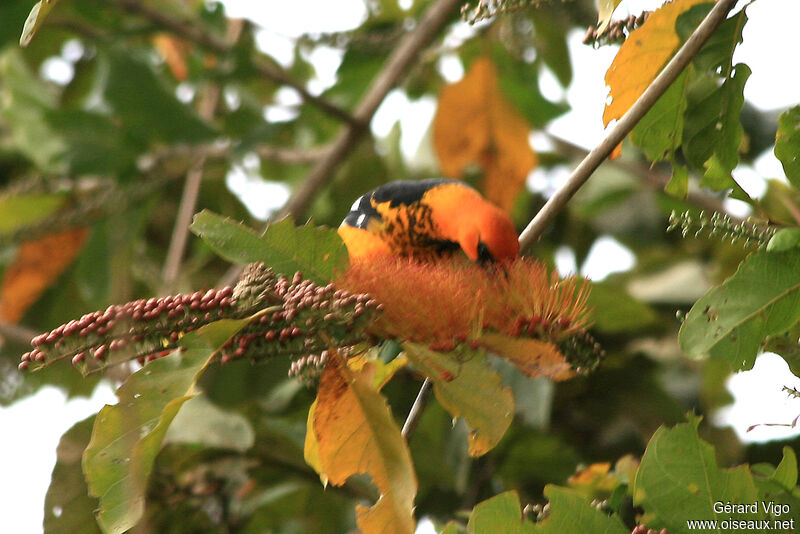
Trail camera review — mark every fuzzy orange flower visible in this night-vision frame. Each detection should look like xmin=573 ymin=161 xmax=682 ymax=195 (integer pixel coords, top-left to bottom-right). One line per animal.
xmin=336 ymin=256 xmax=591 ymax=350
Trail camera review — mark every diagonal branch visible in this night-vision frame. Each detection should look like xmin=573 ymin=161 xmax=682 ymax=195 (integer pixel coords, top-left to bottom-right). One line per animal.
xmin=518 ymin=0 xmax=739 ymax=253
xmin=275 ymin=0 xmax=463 ymax=220
xmin=161 ymin=21 xmax=245 ymax=292
xmin=160 ymin=84 xmax=222 ymax=291
xmin=401 ymin=0 xmax=739 ymax=442
xmin=217 ymin=0 xmax=462 ymax=288
xmin=107 ymin=0 xmax=356 ymax=125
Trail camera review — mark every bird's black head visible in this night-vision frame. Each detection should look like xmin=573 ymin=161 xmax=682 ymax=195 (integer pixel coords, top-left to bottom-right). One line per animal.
xmin=477 ymin=241 xmax=494 ymax=264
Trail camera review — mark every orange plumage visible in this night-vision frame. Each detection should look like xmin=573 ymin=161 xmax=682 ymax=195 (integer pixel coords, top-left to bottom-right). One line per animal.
xmin=338 ymin=179 xmax=519 ymax=263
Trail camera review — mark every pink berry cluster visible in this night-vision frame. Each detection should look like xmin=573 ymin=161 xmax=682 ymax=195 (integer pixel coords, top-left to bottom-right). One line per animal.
xmin=20 ymin=287 xmax=236 ymax=372
xmin=20 ymin=264 xmax=382 ymax=378
xmin=583 ymin=12 xmax=650 ymax=47
xmin=221 ymin=264 xmax=380 ymax=374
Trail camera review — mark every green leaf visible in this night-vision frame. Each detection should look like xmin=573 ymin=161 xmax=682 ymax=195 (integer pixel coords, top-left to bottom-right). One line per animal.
xmin=532 ymin=486 xmax=628 ymax=534
xmin=532 ymin=11 xmax=572 ymax=87
xmin=587 ymin=282 xmax=658 ymax=334
xmin=0 ymin=193 xmax=65 ymax=234
xmin=44 ymin=416 xmax=102 ymax=534
xmin=682 ymin=64 xmax=750 ymax=192
xmin=775 ymin=106 xmax=800 ymax=191
xmin=0 ymin=49 xmax=66 ymax=172
xmin=493 ymin=44 xmax=569 ymax=129
xmin=403 ymin=343 xmax=514 ymax=457
xmin=767 ymin=228 xmax=800 ymax=252
xmin=631 ymin=69 xmax=688 ymax=163
xmin=83 ymin=318 xmax=250 ymax=534
xmin=681 ymin=7 xmax=747 ymax=74
xmin=773 ymin=446 xmax=798 ymax=490
xmin=438 ymin=522 xmax=464 ymax=534
xmin=467 ymin=491 xmax=534 ymax=534
xmin=163 ymin=394 xmax=254 ymax=452
xmin=102 ymin=46 xmax=215 ymax=146
xmin=633 ymin=415 xmax=759 ymax=533
xmin=679 ymin=249 xmax=800 ymax=370
xmin=46 ymin=109 xmax=138 ymax=175
xmin=751 ymin=446 xmax=800 ymax=524
xmin=190 ymin=210 xmax=349 ymax=284
xmin=665 ymin=163 xmax=689 ymax=199
xmin=20 ymin=0 xmax=61 ymax=47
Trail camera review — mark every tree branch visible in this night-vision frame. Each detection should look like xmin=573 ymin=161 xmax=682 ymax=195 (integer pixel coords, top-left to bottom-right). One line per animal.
xmin=161 ymin=21 xmax=245 ymax=292
xmin=401 ymin=378 xmax=433 ymax=440
xmin=0 ymin=321 xmax=37 ymax=347
xmin=160 ymin=84 xmax=221 ymax=292
xmin=275 ymin=0 xmax=463 ymax=220
xmin=518 ymin=0 xmax=739 ymax=253
xmin=107 ymin=0 xmax=356 ymax=125
xmin=544 ymin=133 xmax=734 ymax=219
xmin=217 ymin=0 xmax=462 ymax=288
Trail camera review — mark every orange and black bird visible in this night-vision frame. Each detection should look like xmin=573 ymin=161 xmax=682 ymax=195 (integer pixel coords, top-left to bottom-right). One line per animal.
xmin=338 ymin=179 xmax=519 ymax=263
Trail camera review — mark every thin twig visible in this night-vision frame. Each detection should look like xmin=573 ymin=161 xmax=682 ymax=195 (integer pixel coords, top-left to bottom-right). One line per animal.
xmin=217 ymin=0 xmax=463 ymax=288
xmin=518 ymin=0 xmax=739 ymax=252
xmin=544 ymin=133 xmax=735 ymax=219
xmin=161 ymin=21 xmax=245 ymax=292
xmin=107 ymin=0 xmax=355 ymax=125
xmin=0 ymin=321 xmax=37 ymax=347
xmin=161 ymin=85 xmax=221 ymax=291
xmin=276 ymin=0 xmax=462 ymax=220
xmin=401 ymin=378 xmax=433 ymax=440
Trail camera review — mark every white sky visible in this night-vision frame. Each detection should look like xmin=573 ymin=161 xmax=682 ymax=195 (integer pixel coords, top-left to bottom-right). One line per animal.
xmin=6 ymin=1 xmax=800 ymax=533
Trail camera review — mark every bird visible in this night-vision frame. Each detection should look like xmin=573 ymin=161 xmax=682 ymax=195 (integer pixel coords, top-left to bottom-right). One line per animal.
xmin=338 ymin=178 xmax=519 ymax=263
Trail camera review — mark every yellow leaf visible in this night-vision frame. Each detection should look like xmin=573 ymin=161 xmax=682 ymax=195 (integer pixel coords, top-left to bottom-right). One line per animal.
xmin=303 ymin=399 xmax=327 ymax=485
xmin=597 ymin=0 xmax=624 ymax=33
xmin=479 ymin=332 xmax=575 ymax=381
xmin=312 ymin=356 xmax=417 ymax=534
xmin=304 ymin=352 xmax=407 ymax=485
xmin=0 ymin=227 xmax=88 ymax=323
xmin=433 ymin=56 xmax=537 ymax=212
xmin=604 ymin=0 xmax=710 ymax=126
xmin=403 ymin=343 xmax=514 ymax=457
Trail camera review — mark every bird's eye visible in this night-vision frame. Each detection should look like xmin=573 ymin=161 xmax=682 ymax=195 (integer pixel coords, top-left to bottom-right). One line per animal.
xmin=477 ymin=241 xmax=493 ymax=263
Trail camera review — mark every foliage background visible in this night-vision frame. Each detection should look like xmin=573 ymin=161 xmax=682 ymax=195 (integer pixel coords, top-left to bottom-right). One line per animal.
xmin=2 ymin=0 xmax=800 ymax=532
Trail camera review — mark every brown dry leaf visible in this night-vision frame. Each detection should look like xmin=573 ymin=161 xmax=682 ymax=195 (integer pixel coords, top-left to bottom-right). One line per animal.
xmin=153 ymin=34 xmax=189 ymax=81
xmin=479 ymin=331 xmax=575 ymax=381
xmin=0 ymin=227 xmax=88 ymax=323
xmin=433 ymin=56 xmax=537 ymax=212
xmin=312 ymin=356 xmax=417 ymax=534
xmin=603 ymin=0 xmax=709 ymax=126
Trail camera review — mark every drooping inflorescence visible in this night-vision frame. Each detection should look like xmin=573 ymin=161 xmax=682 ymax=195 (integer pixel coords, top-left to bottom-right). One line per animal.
xmin=667 ymin=209 xmax=774 ymax=248
xmin=20 ymin=263 xmax=381 ymax=379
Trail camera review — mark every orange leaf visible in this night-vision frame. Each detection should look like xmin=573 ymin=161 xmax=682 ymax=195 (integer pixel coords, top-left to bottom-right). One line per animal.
xmin=153 ymin=34 xmax=189 ymax=81
xmin=479 ymin=332 xmax=575 ymax=381
xmin=0 ymin=227 xmax=88 ymax=323
xmin=433 ymin=56 xmax=537 ymax=212
xmin=603 ymin=0 xmax=710 ymax=126
xmin=313 ymin=356 xmax=417 ymax=534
